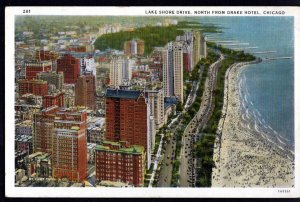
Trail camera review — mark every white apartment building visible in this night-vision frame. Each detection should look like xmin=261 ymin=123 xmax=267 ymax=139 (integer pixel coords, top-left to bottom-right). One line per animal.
xmin=109 ymin=55 xmax=124 ymax=88
xmin=122 ymin=58 xmax=135 ymax=81
xmin=163 ymin=42 xmax=184 ymax=103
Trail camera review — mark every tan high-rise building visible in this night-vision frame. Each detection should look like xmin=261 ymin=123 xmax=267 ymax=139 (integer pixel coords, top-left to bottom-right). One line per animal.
xmin=137 ymin=40 xmax=145 ymax=56
xmin=124 ymin=41 xmax=131 ymax=56
xmin=145 ymin=89 xmax=165 ymax=128
xmin=124 ymin=39 xmax=145 ymax=56
xmin=109 ymin=55 xmax=124 ymax=88
xmin=193 ymin=31 xmax=200 ymax=67
xmin=199 ymin=33 xmax=207 ymax=59
xmin=193 ymin=31 xmax=207 ymax=64
xmin=162 ymin=42 xmax=184 ymax=103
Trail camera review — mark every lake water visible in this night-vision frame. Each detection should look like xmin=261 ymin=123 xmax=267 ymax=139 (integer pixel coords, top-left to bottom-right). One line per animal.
xmin=197 ymin=17 xmax=294 ymax=148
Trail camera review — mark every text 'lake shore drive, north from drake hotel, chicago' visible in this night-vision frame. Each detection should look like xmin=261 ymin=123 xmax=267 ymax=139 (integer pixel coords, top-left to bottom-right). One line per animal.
xmin=145 ymin=10 xmax=285 ymax=15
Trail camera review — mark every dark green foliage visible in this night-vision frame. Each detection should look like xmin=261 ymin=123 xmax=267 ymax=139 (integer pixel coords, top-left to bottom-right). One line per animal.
xmin=195 ymin=134 xmax=216 ymax=187
xmin=94 ymin=25 xmax=182 ymax=55
xmin=94 ymin=22 xmax=220 ymax=55
xmin=195 ymin=43 xmax=256 ymax=187
xmin=203 ymin=44 xmax=255 ymax=135
xmin=176 ymin=101 xmax=184 ymax=112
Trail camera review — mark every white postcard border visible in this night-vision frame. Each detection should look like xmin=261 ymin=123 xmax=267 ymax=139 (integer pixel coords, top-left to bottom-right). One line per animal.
xmin=5 ymin=6 xmax=300 ymax=198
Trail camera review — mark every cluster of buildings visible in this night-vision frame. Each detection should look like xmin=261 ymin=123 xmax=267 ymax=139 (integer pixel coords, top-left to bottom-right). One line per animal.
xmin=14 ymin=21 xmax=207 ymax=187
xmin=162 ymin=31 xmax=207 ymax=103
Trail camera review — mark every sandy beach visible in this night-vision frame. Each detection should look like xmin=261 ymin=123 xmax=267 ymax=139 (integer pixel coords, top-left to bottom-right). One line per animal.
xmin=212 ymin=60 xmax=294 ymax=188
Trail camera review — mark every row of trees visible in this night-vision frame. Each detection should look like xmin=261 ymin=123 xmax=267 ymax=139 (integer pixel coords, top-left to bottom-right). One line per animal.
xmin=169 ymin=50 xmax=220 ymax=187
xmin=195 ymin=134 xmax=215 ymax=187
xmin=170 ymin=128 xmax=184 ymax=187
xmin=195 ymin=43 xmax=257 ymax=187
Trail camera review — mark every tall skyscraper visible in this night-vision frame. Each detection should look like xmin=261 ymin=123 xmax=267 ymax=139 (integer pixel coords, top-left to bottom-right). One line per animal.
xmin=131 ymin=40 xmax=137 ymax=55
xmin=109 ymin=55 xmax=124 ymax=88
xmin=105 ymin=89 xmax=152 ymax=168
xmin=176 ymin=32 xmax=194 ymax=72
xmin=57 ymin=54 xmax=80 ymax=84
xmin=145 ymin=89 xmax=165 ymax=128
xmin=162 ymin=42 xmax=184 ymax=103
xmin=137 ymin=40 xmax=145 ymax=56
xmin=199 ymin=33 xmax=207 ymax=59
xmin=122 ymin=58 xmax=135 ymax=81
xmin=192 ymin=31 xmax=207 ymax=65
xmin=75 ymin=73 xmax=96 ymax=110
xmin=193 ymin=31 xmax=201 ymax=67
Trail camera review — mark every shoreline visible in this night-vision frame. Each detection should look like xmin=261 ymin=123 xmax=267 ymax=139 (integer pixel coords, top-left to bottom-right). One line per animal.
xmin=212 ymin=59 xmax=294 ymax=187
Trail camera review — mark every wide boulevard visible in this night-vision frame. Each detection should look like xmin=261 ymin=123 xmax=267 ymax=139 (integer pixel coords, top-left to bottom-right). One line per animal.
xmin=178 ymin=54 xmax=224 ymax=187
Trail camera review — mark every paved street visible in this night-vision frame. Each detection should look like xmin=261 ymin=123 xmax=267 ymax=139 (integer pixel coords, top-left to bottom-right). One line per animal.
xmin=156 ymin=135 xmax=177 ymax=187
xmin=179 ymin=54 xmax=224 ymax=187
xmin=87 ymin=164 xmax=96 ymax=186
xmin=156 ymin=65 xmax=202 ymax=187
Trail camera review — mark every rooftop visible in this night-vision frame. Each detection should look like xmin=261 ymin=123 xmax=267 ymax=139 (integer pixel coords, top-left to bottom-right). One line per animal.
xmin=16 ymin=120 xmax=32 ymax=126
xmin=97 ymin=180 xmax=131 ymax=187
xmin=19 ymin=79 xmax=48 ymax=84
xmin=28 ymin=152 xmax=50 ymax=160
xmin=95 ymin=141 xmax=144 ymax=154
xmin=106 ymin=89 xmax=142 ymax=100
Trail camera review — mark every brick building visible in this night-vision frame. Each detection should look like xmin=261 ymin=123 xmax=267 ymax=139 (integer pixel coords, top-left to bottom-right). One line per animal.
xmin=18 ymin=79 xmax=48 ymax=96
xmin=35 ymin=50 xmax=59 ymax=61
xmin=52 ymin=108 xmax=87 ymax=182
xmin=42 ymin=92 xmax=64 ymax=108
xmin=75 ymin=74 xmax=96 ymax=110
xmin=57 ymin=54 xmax=80 ymax=84
xmin=68 ymin=45 xmax=86 ymax=52
xmin=95 ymin=141 xmax=145 ymax=187
xmin=33 ymin=106 xmax=87 ymax=182
xmin=25 ymin=61 xmax=52 ymax=80
xmin=33 ymin=106 xmax=59 ymax=154
xmin=105 ymin=89 xmax=152 ymax=168
xmin=149 ymin=48 xmax=164 ymax=81
xmin=183 ymin=52 xmax=192 ymax=72
xmin=15 ymin=135 xmax=33 ymax=154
